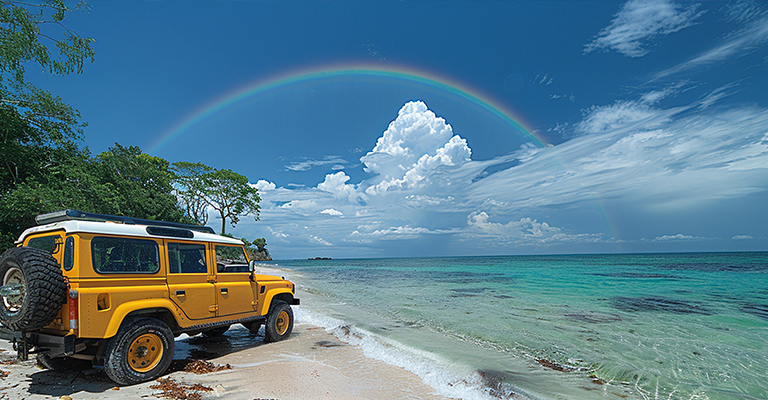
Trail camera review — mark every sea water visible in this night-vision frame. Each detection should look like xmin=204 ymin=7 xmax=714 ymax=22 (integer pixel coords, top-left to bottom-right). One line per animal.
xmin=267 ymin=253 xmax=768 ymax=400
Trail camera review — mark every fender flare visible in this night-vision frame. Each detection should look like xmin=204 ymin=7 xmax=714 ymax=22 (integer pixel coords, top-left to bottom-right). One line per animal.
xmin=102 ymin=298 xmax=182 ymax=338
xmin=260 ymin=289 xmax=297 ymax=315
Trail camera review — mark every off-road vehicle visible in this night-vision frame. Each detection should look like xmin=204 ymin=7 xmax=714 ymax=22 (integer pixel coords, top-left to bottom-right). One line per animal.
xmin=0 ymin=210 xmax=299 ymax=385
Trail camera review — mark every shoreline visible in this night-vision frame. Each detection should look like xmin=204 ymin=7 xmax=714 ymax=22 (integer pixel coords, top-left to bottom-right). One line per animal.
xmin=0 ymin=264 xmax=455 ymax=400
xmin=0 ymin=321 xmax=452 ymax=400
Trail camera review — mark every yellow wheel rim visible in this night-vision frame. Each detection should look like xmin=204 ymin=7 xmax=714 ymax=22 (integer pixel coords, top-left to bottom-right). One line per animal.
xmin=276 ymin=310 xmax=290 ymax=336
xmin=128 ymin=333 xmax=164 ymax=373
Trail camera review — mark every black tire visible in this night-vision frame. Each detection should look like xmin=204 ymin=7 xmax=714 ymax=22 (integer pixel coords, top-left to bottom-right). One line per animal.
xmin=37 ymin=353 xmax=91 ymax=371
xmin=202 ymin=325 xmax=230 ymax=337
xmin=264 ymin=300 xmax=293 ymax=343
xmin=0 ymin=247 xmax=67 ymax=331
xmin=103 ymin=317 xmax=174 ymax=385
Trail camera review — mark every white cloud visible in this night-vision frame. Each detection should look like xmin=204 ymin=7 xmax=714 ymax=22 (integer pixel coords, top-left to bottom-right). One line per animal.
xmin=319 ymin=208 xmax=343 ymax=217
xmin=251 ymin=179 xmax=276 ymax=191
xmin=361 ymin=101 xmax=471 ymax=195
xmin=575 ymin=100 xmax=667 ymax=135
xmin=585 ymin=0 xmax=703 ymax=57
xmin=317 ymin=171 xmax=367 ymax=204
xmin=732 ymin=235 xmax=754 ymax=240
xmin=653 ymin=14 xmax=768 ymax=79
xmin=349 ymin=225 xmax=437 ymax=241
xmin=309 ymin=235 xmax=333 ymax=246
xmin=466 ymin=212 xmax=602 ymax=245
xmin=285 ymin=156 xmax=349 ymax=172
xmin=655 ymin=233 xmax=701 ymax=241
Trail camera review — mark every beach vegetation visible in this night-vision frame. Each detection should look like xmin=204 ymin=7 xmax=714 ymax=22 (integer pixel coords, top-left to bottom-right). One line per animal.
xmin=171 ymin=161 xmax=261 ymax=235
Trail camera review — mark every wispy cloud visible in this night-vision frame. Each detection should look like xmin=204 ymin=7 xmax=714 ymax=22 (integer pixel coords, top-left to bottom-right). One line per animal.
xmin=732 ymin=235 xmax=754 ymax=240
xmin=284 ymin=156 xmax=349 ymax=172
xmin=653 ymin=13 xmax=768 ymax=79
xmin=654 ymin=233 xmax=705 ymax=241
xmin=585 ymin=0 xmax=703 ymax=57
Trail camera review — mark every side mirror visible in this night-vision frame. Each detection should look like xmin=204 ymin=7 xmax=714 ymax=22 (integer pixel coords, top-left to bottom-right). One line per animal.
xmin=249 ymin=260 xmax=256 ymax=272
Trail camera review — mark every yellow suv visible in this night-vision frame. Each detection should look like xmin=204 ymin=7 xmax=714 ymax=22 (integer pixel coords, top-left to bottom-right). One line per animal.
xmin=0 ymin=210 xmax=299 ymax=385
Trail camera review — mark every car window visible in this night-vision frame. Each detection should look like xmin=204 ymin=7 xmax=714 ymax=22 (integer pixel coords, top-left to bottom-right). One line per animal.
xmin=215 ymin=245 xmax=249 ymax=273
xmin=167 ymin=243 xmax=208 ymax=274
xmin=27 ymin=235 xmax=59 ymax=254
xmin=91 ymin=237 xmax=160 ymax=274
xmin=63 ymin=236 xmax=74 ymax=271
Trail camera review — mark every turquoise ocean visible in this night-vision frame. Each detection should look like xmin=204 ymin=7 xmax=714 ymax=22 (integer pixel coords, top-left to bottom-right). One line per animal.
xmin=267 ymin=253 xmax=768 ymax=400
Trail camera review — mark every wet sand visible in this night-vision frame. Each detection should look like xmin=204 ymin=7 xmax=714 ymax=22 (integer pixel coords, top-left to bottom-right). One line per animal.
xmin=0 ymin=322 xmax=451 ymax=400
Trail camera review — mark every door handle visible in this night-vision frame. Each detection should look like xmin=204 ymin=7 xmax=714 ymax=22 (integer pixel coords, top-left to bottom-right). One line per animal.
xmin=176 ymin=290 xmax=186 ymax=296
xmin=220 ymin=288 xmax=228 ymax=294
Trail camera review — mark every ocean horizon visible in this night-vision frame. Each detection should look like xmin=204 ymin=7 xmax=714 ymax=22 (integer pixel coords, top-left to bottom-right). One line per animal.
xmin=264 ymin=251 xmax=768 ymax=400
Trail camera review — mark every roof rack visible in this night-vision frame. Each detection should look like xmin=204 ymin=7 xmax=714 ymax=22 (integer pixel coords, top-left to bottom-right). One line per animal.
xmin=35 ymin=210 xmax=216 ymax=234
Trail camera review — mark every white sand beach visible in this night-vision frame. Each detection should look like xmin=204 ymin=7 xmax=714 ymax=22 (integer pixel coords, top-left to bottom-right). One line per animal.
xmin=0 ymin=319 xmax=451 ymax=400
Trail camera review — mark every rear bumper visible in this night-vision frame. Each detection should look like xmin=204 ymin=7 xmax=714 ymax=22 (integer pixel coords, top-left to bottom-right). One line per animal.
xmin=29 ymin=332 xmax=77 ymax=357
xmin=291 ymin=298 xmax=300 ymax=305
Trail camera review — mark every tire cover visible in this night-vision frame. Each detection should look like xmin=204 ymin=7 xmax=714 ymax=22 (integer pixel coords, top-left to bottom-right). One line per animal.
xmin=0 ymin=247 xmax=67 ymax=331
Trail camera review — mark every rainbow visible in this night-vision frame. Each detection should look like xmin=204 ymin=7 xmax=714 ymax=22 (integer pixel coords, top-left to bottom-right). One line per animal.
xmin=149 ymin=65 xmax=547 ymax=153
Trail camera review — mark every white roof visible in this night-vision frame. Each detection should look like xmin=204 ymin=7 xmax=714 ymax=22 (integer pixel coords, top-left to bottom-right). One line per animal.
xmin=16 ymin=220 xmax=244 ymax=246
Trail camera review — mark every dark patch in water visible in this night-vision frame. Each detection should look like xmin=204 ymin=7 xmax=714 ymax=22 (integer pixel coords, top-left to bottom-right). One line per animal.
xmin=739 ymin=303 xmax=768 ymax=321
xmin=610 ymin=296 xmax=713 ymax=315
xmin=449 ymin=287 xmax=492 ymax=297
xmin=565 ymin=312 xmax=622 ymax=323
xmin=657 ymin=262 xmax=768 ymax=273
xmin=593 ymin=272 xmax=683 ymax=279
xmin=495 ymin=294 xmax=514 ymax=299
xmin=536 ymin=358 xmax=576 ymax=372
xmin=476 ymin=370 xmax=524 ymax=399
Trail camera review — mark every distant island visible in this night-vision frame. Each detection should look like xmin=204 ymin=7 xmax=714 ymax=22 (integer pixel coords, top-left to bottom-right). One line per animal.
xmin=308 ymin=257 xmax=332 ymax=260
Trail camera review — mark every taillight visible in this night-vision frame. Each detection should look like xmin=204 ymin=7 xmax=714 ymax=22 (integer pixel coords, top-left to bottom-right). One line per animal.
xmin=68 ymin=289 xmax=78 ymax=331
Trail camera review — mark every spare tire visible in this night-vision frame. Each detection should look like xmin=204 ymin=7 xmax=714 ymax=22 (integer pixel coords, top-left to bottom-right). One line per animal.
xmin=0 ymin=247 xmax=67 ymax=331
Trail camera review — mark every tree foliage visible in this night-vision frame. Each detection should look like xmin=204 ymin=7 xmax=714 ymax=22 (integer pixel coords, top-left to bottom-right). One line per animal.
xmin=252 ymin=238 xmax=267 ymax=251
xmin=1 ymin=0 xmax=95 ymax=145
xmin=172 ymin=162 xmax=261 ymax=235
xmin=0 ymin=144 xmax=187 ymax=249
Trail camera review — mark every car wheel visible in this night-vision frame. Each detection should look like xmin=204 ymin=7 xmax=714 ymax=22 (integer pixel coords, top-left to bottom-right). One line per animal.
xmin=0 ymin=247 xmax=66 ymax=331
xmin=103 ymin=317 xmax=174 ymax=385
xmin=264 ymin=300 xmax=293 ymax=343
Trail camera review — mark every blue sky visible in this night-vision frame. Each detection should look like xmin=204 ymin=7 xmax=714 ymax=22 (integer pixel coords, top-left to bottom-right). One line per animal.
xmin=32 ymin=0 xmax=768 ymax=258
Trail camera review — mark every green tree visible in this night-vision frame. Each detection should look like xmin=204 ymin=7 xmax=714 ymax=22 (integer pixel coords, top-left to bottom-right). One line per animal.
xmin=252 ymin=238 xmax=267 ymax=252
xmin=171 ymin=162 xmax=261 ymax=235
xmin=0 ymin=144 xmax=188 ymax=248
xmin=171 ymin=161 xmax=213 ymax=226
xmin=0 ymin=0 xmax=95 ymax=249
xmin=1 ymin=0 xmax=94 ymax=146
xmin=93 ymin=144 xmax=185 ymax=222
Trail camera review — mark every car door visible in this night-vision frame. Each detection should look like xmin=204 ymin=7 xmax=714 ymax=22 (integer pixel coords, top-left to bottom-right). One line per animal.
xmin=212 ymin=244 xmax=258 ymax=317
xmin=165 ymin=241 xmax=218 ymax=320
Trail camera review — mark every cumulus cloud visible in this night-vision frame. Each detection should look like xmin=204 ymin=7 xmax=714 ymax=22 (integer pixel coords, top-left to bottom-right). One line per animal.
xmin=251 ymin=179 xmax=276 ymax=191
xmin=466 ymin=212 xmax=602 ymax=245
xmin=585 ymin=0 xmax=703 ymax=57
xmin=319 ymin=208 xmax=343 ymax=216
xmin=361 ymin=101 xmax=471 ymax=195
